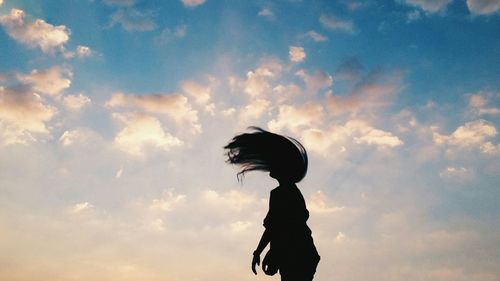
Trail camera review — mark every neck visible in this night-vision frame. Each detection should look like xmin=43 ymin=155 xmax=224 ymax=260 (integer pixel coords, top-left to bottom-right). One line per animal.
xmin=277 ymin=179 xmax=294 ymax=186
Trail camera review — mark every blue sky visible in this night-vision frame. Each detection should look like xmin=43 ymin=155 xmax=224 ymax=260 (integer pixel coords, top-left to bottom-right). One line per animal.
xmin=1 ymin=0 xmax=500 ymax=280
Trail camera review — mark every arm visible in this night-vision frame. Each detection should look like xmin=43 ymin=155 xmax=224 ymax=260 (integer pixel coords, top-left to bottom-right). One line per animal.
xmin=251 ymin=228 xmax=271 ymax=275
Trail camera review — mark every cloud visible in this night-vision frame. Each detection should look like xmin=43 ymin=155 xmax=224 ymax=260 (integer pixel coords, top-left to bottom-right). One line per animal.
xmin=468 ymin=91 xmax=500 ymax=116
xmin=109 ymin=8 xmax=156 ymax=31
xmin=258 ymin=8 xmax=274 ymax=19
xmin=467 ymin=0 xmax=500 ymax=15
xmin=433 ymin=119 xmax=499 ymax=155
xmin=433 ymin=120 xmax=496 ymax=146
xmin=71 ymin=202 xmax=94 ymax=214
xmin=301 ymin=119 xmax=403 ymax=155
xmin=268 ymin=102 xmax=324 ymax=133
xmin=63 ymin=93 xmax=91 ymax=112
xmin=0 ymin=86 xmax=56 ymax=145
xmin=439 ymin=167 xmax=475 ymax=183
xmin=155 ymin=25 xmax=187 ymax=45
xmin=319 ymin=14 xmax=355 ymax=33
xmin=203 ymin=189 xmax=258 ymax=211
xmin=307 ymin=191 xmax=345 ymax=214
xmin=149 ymin=189 xmax=186 ymax=212
xmin=296 ymin=69 xmax=333 ymax=94
xmin=0 ymin=9 xmax=70 ymax=53
xmin=243 ymin=57 xmax=283 ymax=97
xmin=304 ymin=30 xmax=328 ymax=42
xmin=403 ymin=0 xmax=453 ymax=13
xmin=181 ymin=0 xmax=206 ymax=7
xmin=289 ymin=46 xmax=306 ymax=63
xmin=112 ymin=113 xmax=184 ymax=155
xmin=239 ymin=98 xmax=271 ymax=122
xmin=181 ymin=80 xmax=211 ymax=105
xmin=106 ymin=92 xmax=199 ymax=128
xmin=327 ymin=69 xmax=404 ymax=116
xmin=63 ymin=45 xmax=93 ymax=59
xmin=16 ymin=66 xmax=72 ymax=97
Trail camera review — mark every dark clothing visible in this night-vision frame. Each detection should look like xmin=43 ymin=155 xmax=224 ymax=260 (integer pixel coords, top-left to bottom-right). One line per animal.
xmin=263 ymin=184 xmax=320 ymax=280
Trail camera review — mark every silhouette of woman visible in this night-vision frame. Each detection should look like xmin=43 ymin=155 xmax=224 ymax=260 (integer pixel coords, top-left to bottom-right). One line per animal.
xmin=224 ymin=127 xmax=320 ymax=281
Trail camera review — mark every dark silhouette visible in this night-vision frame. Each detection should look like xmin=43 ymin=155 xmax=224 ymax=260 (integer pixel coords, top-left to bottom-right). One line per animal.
xmin=224 ymin=127 xmax=320 ymax=281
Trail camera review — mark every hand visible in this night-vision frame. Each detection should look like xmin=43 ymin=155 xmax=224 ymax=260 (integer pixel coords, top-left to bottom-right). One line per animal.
xmin=251 ymin=253 xmax=260 ymax=275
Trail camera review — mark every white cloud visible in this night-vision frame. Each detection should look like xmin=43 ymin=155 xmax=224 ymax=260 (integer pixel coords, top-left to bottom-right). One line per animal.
xmin=301 ymin=119 xmax=403 ymax=156
xmin=71 ymin=202 xmax=93 ymax=214
xmin=439 ymin=167 xmax=475 ymax=183
xmin=243 ymin=57 xmax=283 ymax=97
xmin=63 ymin=93 xmax=91 ymax=112
xmin=354 ymin=126 xmax=404 ymax=147
xmin=76 ymin=45 xmax=92 ymax=57
xmin=272 ymin=83 xmax=301 ymax=104
xmin=468 ymin=92 xmax=500 ymax=116
xmin=319 ymin=14 xmax=355 ymax=33
xmin=109 ymin=8 xmax=156 ymax=31
xmin=304 ymin=30 xmax=328 ymax=42
xmin=289 ymin=46 xmax=306 ymax=63
xmin=258 ymin=8 xmax=274 ymax=19
xmin=106 ymin=92 xmax=199 ymax=130
xmin=433 ymin=119 xmax=499 ymax=155
xmin=467 ymin=0 xmax=500 ymax=15
xmin=150 ymin=189 xmax=186 ymax=212
xmin=112 ymin=113 xmax=184 ymax=156
xmin=268 ymin=102 xmax=324 ymax=133
xmin=307 ymin=191 xmax=345 ymax=214
xmin=181 ymin=80 xmax=211 ymax=105
xmin=0 ymin=86 xmax=56 ymax=145
xmin=16 ymin=66 xmax=72 ymax=97
xmin=0 ymin=9 xmax=70 ymax=53
xmin=403 ymin=0 xmax=453 ymax=13
xmin=239 ymin=98 xmax=271 ymax=122
xmin=203 ymin=189 xmax=258 ymax=211
xmin=181 ymin=0 xmax=206 ymax=7
xmin=433 ymin=119 xmax=496 ymax=146
xmin=296 ymin=69 xmax=333 ymax=94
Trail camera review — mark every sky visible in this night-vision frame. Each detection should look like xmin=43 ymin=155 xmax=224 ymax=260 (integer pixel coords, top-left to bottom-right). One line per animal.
xmin=0 ymin=0 xmax=500 ymax=280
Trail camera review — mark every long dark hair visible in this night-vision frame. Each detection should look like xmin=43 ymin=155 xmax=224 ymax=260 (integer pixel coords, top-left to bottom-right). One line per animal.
xmin=224 ymin=127 xmax=308 ymax=183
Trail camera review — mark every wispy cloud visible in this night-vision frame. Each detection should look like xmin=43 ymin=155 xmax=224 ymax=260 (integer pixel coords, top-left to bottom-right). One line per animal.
xmin=258 ymin=7 xmax=275 ymax=19
xmin=320 ymin=14 xmax=355 ymax=33
xmin=109 ymin=8 xmax=156 ymax=31
xmin=303 ymin=30 xmax=328 ymax=42
xmin=181 ymin=0 xmax=206 ymax=8
xmin=402 ymin=0 xmax=453 ymax=13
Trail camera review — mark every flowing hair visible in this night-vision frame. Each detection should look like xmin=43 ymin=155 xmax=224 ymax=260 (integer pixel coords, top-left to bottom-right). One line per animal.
xmin=224 ymin=127 xmax=308 ymax=183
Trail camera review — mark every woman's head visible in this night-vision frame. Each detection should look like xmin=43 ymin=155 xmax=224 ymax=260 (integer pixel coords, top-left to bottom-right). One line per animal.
xmin=224 ymin=127 xmax=308 ymax=183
